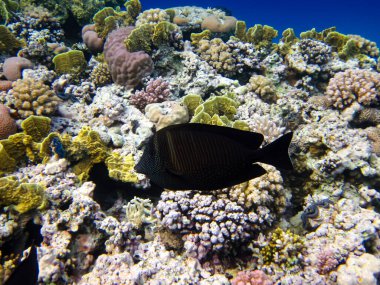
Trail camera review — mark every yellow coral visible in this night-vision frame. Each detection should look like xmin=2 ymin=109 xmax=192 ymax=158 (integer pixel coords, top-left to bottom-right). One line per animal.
xmin=8 ymin=78 xmax=60 ymax=118
xmin=247 ymin=75 xmax=277 ymax=102
xmin=52 ymin=50 xmax=87 ymax=75
xmin=0 ymin=176 xmax=47 ymax=213
xmin=21 ymin=115 xmax=51 ymax=142
xmin=105 ymin=152 xmax=138 ymax=183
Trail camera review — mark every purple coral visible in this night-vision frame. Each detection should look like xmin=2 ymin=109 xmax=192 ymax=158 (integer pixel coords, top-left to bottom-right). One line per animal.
xmin=129 ymin=77 xmax=171 ymax=111
xmin=231 ymin=270 xmax=273 ymax=285
xmin=316 ymin=249 xmax=339 ymax=274
xmin=104 ymin=27 xmax=153 ymax=89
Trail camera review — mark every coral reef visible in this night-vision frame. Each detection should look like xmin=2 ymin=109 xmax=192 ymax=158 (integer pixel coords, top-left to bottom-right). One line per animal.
xmin=231 ymin=270 xmax=273 ymax=285
xmin=3 ymin=57 xmax=33 ymax=81
xmin=326 ymin=69 xmax=380 ymax=109
xmin=6 ymin=78 xmax=60 ymax=118
xmin=104 ymin=26 xmax=154 ymax=88
xmin=129 ymin=77 xmax=171 ymax=110
xmin=0 ymin=104 xmax=16 ymax=139
xmin=145 ymin=101 xmax=189 ymax=130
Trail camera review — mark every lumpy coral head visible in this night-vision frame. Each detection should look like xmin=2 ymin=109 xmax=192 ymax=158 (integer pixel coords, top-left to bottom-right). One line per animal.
xmin=3 ymin=57 xmax=33 ymax=81
xmin=0 ymin=104 xmax=17 ymax=139
xmin=104 ymin=26 xmax=153 ymax=89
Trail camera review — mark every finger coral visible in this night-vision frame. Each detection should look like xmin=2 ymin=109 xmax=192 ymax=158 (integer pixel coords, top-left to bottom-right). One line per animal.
xmin=104 ymin=26 xmax=153 ymax=89
xmin=7 ymin=78 xmax=60 ymax=118
xmin=129 ymin=77 xmax=171 ymax=110
xmin=326 ymin=69 xmax=380 ymax=109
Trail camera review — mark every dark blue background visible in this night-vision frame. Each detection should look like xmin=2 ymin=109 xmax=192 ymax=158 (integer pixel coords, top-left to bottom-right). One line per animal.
xmin=140 ymin=0 xmax=380 ymax=46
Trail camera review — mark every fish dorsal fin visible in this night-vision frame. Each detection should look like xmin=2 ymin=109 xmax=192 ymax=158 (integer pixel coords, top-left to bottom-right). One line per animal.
xmin=157 ymin=123 xmax=264 ymax=150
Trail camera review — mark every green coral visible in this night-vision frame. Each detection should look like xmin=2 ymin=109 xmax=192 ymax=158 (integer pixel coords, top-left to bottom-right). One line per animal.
xmin=182 ymin=93 xmax=249 ymax=130
xmin=0 ymin=0 xmax=18 ymax=24
xmin=190 ymin=30 xmax=211 ymax=46
xmin=125 ymin=21 xmax=179 ymax=53
xmin=278 ymin=28 xmax=298 ymax=55
xmin=125 ymin=197 xmax=156 ymax=228
xmin=62 ymin=126 xmax=108 ymax=181
xmin=300 ymin=27 xmax=379 ymax=61
xmin=233 ymin=23 xmax=278 ymax=49
xmin=52 ymin=50 xmax=87 ymax=75
xmin=93 ymin=0 xmax=141 ymax=39
xmin=21 ymin=115 xmax=51 ymax=143
xmin=0 ymin=25 xmax=23 ymax=52
xmin=260 ymin=228 xmax=305 ymax=270
xmin=0 ymin=175 xmax=47 ymax=213
xmin=105 ymin=152 xmax=138 ymax=183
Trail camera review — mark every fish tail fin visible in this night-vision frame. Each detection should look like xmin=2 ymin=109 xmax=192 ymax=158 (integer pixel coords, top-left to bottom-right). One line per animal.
xmin=254 ymin=132 xmax=293 ymax=170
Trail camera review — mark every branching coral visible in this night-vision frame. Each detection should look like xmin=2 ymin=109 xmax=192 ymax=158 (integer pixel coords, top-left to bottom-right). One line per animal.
xmin=258 ymin=228 xmax=305 ymax=270
xmin=231 ymin=270 xmax=273 ymax=285
xmin=129 ymin=77 xmax=171 ymax=111
xmin=326 ymin=69 xmax=380 ymax=109
xmin=7 ymin=78 xmax=60 ymax=118
xmin=135 ymin=8 xmax=170 ymax=25
xmin=247 ymin=75 xmax=277 ymax=102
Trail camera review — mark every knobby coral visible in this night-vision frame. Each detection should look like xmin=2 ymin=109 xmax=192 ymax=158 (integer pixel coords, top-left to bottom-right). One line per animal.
xmin=326 ymin=69 xmax=380 ymax=109
xmin=0 ymin=104 xmax=17 ymax=139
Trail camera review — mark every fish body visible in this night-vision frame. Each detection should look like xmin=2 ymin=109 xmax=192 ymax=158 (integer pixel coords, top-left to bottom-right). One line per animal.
xmin=4 ymin=245 xmax=39 ymax=285
xmin=135 ymin=123 xmax=293 ymax=191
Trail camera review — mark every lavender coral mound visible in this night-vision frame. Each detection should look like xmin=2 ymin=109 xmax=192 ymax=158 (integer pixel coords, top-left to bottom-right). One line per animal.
xmin=0 ymin=104 xmax=17 ymax=139
xmin=104 ymin=27 xmax=154 ymax=89
xmin=326 ymin=69 xmax=380 ymax=109
xmin=156 ymin=166 xmax=288 ymax=259
xmin=130 ymin=77 xmax=171 ymax=110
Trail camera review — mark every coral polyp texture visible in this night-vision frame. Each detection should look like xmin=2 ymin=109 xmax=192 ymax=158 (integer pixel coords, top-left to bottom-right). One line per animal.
xmin=6 ymin=78 xmax=61 ymax=118
xmin=326 ymin=69 xmax=380 ymax=109
xmin=1 ymin=2 xmax=380 ymax=284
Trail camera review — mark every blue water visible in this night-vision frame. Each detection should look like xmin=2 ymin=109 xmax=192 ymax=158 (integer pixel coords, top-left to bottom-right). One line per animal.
xmin=141 ymin=0 xmax=380 ymax=46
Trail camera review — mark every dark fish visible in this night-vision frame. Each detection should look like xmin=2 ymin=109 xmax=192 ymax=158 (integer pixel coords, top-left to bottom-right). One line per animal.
xmin=4 ymin=245 xmax=39 ymax=285
xmin=135 ymin=123 xmax=293 ymax=190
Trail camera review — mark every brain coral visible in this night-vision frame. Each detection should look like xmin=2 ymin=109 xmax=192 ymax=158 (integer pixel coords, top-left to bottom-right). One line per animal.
xmin=7 ymin=78 xmax=61 ymax=118
xmin=326 ymin=69 xmax=380 ymax=109
xmin=0 ymin=104 xmax=17 ymax=139
xmin=104 ymin=26 xmax=154 ymax=89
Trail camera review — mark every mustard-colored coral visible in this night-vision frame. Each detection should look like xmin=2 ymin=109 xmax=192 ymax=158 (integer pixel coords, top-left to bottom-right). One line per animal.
xmin=0 ymin=25 xmax=23 ymax=52
xmin=260 ymin=228 xmax=305 ymax=270
xmin=247 ymin=75 xmax=277 ymax=102
xmin=105 ymin=152 xmax=138 ymax=183
xmin=125 ymin=21 xmax=179 ymax=53
xmin=182 ymin=93 xmax=249 ymax=130
xmin=0 ymin=175 xmax=47 ymax=213
xmin=190 ymin=29 xmax=211 ymax=46
xmin=90 ymin=62 xmax=112 ymax=87
xmin=21 ymin=115 xmax=51 ymax=142
xmin=63 ymin=126 xmax=108 ymax=181
xmin=8 ymin=78 xmax=60 ymax=118
xmin=235 ymin=24 xmax=278 ymax=49
xmin=52 ymin=50 xmax=87 ymax=75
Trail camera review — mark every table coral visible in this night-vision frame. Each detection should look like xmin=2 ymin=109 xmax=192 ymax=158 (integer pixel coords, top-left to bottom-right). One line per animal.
xmin=6 ymin=78 xmax=60 ymax=118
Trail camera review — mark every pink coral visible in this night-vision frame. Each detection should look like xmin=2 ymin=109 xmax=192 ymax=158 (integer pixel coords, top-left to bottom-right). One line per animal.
xmin=0 ymin=104 xmax=17 ymax=139
xmin=129 ymin=77 xmax=171 ymax=111
xmin=104 ymin=27 xmax=153 ymax=89
xmin=3 ymin=57 xmax=33 ymax=81
xmin=316 ymin=249 xmax=339 ymax=274
xmin=326 ymin=69 xmax=380 ymax=109
xmin=82 ymin=24 xmax=104 ymax=54
xmin=231 ymin=270 xmax=273 ymax=285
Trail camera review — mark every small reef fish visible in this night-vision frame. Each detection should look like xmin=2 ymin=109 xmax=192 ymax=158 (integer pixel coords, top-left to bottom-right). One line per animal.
xmin=135 ymin=123 xmax=293 ymax=190
xmin=4 ymin=245 xmax=39 ymax=285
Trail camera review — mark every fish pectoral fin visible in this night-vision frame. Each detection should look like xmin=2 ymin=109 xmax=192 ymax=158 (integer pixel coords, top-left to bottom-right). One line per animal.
xmin=249 ymin=163 xmax=267 ymax=178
